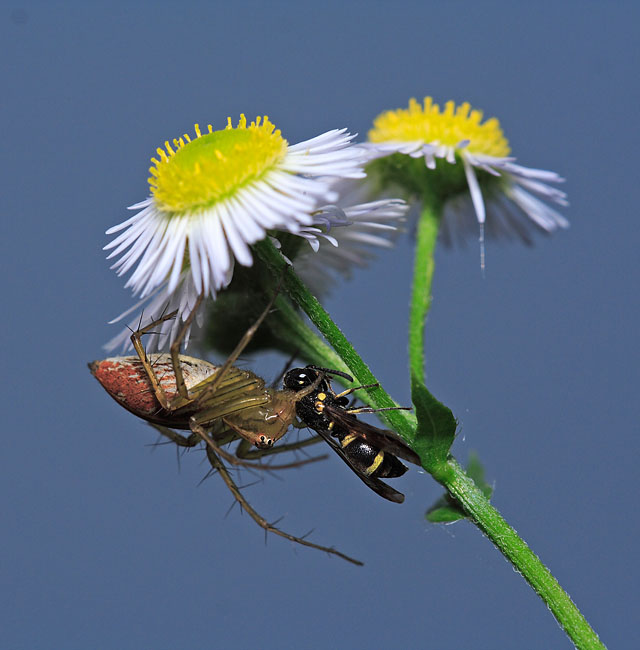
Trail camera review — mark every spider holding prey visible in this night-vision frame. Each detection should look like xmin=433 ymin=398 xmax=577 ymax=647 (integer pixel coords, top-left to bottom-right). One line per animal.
xmin=90 ymin=290 xmax=418 ymax=565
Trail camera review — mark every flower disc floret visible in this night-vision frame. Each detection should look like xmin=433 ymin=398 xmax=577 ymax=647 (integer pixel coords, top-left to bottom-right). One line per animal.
xmin=369 ymin=97 xmax=510 ymax=159
xmin=150 ymin=116 xmax=288 ymax=214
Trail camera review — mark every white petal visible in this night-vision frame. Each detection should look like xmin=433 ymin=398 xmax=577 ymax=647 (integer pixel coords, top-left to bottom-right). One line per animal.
xmin=218 ymin=202 xmax=253 ymax=267
xmin=462 ymin=156 xmax=486 ymax=224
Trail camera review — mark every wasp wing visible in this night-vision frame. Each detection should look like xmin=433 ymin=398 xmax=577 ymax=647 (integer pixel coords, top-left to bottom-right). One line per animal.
xmin=323 ymin=405 xmax=421 ymax=466
xmin=313 ymin=427 xmax=406 ymax=503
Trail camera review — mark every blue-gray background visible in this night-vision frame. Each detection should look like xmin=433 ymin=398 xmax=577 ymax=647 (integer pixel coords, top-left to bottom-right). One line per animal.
xmin=2 ymin=2 xmax=638 ymax=648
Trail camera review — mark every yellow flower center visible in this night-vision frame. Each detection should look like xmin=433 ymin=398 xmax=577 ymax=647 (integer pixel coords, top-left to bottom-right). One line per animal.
xmin=368 ymin=97 xmax=510 ymax=158
xmin=149 ymin=115 xmax=288 ymax=214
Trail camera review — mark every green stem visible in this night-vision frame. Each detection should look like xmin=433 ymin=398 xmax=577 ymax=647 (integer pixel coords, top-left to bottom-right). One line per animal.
xmin=409 ymin=202 xmax=440 ymax=380
xmin=254 ymin=237 xmax=604 ymax=650
xmin=439 ymin=458 xmax=605 ymax=650
xmin=269 ymin=296 xmax=417 ymax=421
xmin=255 ymin=239 xmax=415 ymax=439
xmin=269 ymin=295 xmax=352 ymax=376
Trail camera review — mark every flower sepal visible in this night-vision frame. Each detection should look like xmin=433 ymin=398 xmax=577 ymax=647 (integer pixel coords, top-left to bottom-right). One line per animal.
xmin=367 ymin=152 xmax=474 ymax=209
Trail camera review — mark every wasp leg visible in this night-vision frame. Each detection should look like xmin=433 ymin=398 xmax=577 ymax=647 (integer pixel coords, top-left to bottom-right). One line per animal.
xmin=200 ymin=438 xmax=363 ymax=566
xmin=332 ymin=384 xmax=412 ymax=416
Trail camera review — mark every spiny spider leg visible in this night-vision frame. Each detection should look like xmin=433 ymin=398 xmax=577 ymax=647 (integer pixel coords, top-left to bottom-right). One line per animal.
xmin=199 ymin=431 xmax=363 ymax=566
xmin=269 ymin=348 xmax=300 ymax=389
xmin=130 ymin=309 xmax=180 ymax=410
xmin=151 ymin=421 xmax=327 ymax=472
xmin=169 ymin=293 xmax=205 ymax=401
xmin=234 ymin=435 xmax=324 ymax=460
xmin=128 ymin=286 xmax=274 ymax=414
xmin=193 ymin=290 xmax=280 ymax=407
xmin=147 ymin=422 xmax=200 ymax=448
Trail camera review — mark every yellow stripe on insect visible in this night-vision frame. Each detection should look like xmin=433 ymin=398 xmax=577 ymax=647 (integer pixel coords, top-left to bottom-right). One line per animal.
xmin=341 ymin=433 xmax=357 ymax=448
xmin=365 ymin=451 xmax=385 ymax=476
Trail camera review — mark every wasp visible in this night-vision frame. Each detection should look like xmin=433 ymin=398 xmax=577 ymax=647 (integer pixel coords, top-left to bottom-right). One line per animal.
xmin=90 ymin=291 xmax=416 ymax=564
xmin=283 ymin=366 xmax=419 ymax=504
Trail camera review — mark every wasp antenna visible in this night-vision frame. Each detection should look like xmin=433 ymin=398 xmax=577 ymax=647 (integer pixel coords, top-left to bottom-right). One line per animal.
xmin=307 ymin=365 xmax=354 ymax=383
xmin=347 ymin=405 xmax=408 ymax=414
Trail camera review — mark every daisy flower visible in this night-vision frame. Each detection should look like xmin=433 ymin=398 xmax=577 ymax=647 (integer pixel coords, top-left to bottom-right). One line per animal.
xmin=103 ymin=118 xmax=408 ymax=351
xmin=103 ymin=115 xmax=368 ymax=348
xmin=105 ymin=115 xmax=366 ymax=299
xmin=366 ymin=97 xmax=568 ymax=254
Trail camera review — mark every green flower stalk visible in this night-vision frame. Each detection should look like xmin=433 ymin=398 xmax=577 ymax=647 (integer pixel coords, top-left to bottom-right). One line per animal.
xmin=256 ymin=98 xmax=600 ymax=649
xmin=100 ymin=102 xmax=603 ymax=650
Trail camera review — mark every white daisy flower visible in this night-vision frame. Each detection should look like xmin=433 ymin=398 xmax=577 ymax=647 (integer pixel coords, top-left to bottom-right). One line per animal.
xmin=103 ymin=115 xmax=369 ymax=349
xmin=366 ymin=97 xmax=568 ymax=254
xmin=105 ymin=115 xmax=366 ymax=300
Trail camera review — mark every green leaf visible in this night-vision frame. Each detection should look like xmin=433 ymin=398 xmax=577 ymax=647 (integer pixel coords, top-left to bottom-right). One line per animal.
xmin=426 ymin=452 xmax=494 ymax=523
xmin=465 ymin=451 xmax=493 ymax=500
xmin=410 ymin=372 xmax=456 ymax=467
xmin=426 ymin=501 xmax=466 ymax=523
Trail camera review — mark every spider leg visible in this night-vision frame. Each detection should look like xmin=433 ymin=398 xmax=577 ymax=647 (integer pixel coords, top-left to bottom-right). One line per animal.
xmin=200 ymin=435 xmax=363 ymax=566
xmin=129 ymin=309 xmax=180 ymax=410
xmin=190 ymin=420 xmax=326 ymax=471
xmin=234 ymin=436 xmax=324 ymax=460
xmin=169 ymin=293 xmax=205 ymax=400
xmin=193 ymin=289 xmax=281 ymax=407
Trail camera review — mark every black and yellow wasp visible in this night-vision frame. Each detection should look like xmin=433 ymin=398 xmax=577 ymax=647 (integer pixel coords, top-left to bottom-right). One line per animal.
xmin=284 ymin=365 xmax=419 ymax=504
